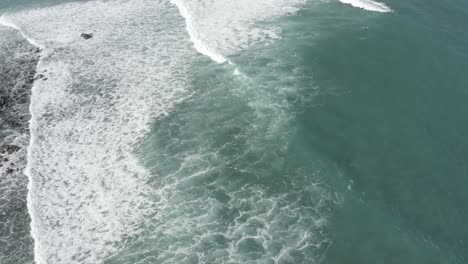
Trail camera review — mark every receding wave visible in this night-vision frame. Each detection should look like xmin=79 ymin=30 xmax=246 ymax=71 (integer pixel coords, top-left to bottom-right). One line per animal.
xmin=171 ymin=0 xmax=310 ymax=63
xmin=339 ymin=0 xmax=392 ymax=12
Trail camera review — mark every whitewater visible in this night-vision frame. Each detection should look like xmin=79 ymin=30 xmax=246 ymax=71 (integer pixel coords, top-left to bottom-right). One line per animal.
xmin=0 ymin=0 xmax=392 ymax=263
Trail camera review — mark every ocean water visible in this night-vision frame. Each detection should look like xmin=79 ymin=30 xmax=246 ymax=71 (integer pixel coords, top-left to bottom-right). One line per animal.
xmin=0 ymin=0 xmax=467 ymax=263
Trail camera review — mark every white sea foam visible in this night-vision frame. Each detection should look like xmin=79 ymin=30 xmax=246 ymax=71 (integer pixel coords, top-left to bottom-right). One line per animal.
xmin=170 ymin=0 xmax=227 ymax=63
xmin=339 ymin=0 xmax=392 ymax=12
xmin=2 ymin=0 xmax=196 ymax=263
xmin=127 ymin=181 xmax=331 ymax=263
xmin=171 ymin=0 xmax=309 ymax=63
xmin=0 ymin=15 xmax=43 ymax=48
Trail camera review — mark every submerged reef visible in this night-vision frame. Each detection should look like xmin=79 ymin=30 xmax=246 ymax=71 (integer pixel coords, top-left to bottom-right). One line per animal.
xmin=0 ymin=30 xmax=41 ymax=264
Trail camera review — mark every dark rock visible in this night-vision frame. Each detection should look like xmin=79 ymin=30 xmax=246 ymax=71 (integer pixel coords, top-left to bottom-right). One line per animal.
xmin=1 ymin=145 xmax=22 ymax=155
xmin=81 ymin=33 xmax=93 ymax=40
xmin=6 ymin=145 xmax=21 ymax=154
xmin=6 ymin=168 xmax=14 ymax=174
xmin=35 ymin=74 xmax=44 ymax=80
xmin=0 ymin=96 xmax=8 ymax=107
xmin=8 ymin=120 xmax=21 ymax=127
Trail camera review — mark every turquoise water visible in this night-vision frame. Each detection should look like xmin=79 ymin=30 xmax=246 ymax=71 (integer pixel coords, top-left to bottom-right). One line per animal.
xmin=294 ymin=2 xmax=468 ymax=262
xmin=1 ymin=0 xmax=467 ymax=263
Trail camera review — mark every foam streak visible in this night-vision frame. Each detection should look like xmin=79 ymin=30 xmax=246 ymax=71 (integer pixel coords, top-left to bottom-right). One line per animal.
xmin=339 ymin=0 xmax=392 ymax=12
xmin=171 ymin=0 xmax=227 ymax=63
xmin=170 ymin=0 xmax=308 ymax=64
xmin=0 ymin=15 xmax=44 ymax=48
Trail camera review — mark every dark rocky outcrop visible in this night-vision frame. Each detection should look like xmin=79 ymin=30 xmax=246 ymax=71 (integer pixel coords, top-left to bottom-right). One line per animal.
xmin=81 ymin=33 xmax=93 ymax=40
xmin=0 ymin=144 xmax=22 ymax=154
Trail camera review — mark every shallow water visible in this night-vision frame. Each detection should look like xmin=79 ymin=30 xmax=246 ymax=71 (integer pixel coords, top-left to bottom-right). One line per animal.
xmin=0 ymin=0 xmax=467 ymax=263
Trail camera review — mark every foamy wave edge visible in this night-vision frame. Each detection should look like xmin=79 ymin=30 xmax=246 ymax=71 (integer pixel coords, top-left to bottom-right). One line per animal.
xmin=0 ymin=15 xmax=44 ymax=48
xmin=339 ymin=0 xmax=392 ymax=12
xmin=0 ymin=15 xmax=44 ymax=264
xmin=170 ymin=0 xmax=228 ymax=63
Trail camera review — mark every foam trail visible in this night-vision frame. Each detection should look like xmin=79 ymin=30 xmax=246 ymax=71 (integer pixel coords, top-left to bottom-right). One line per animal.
xmin=26 ymin=69 xmax=43 ymax=264
xmin=170 ymin=0 xmax=309 ymax=64
xmin=339 ymin=0 xmax=392 ymax=12
xmin=170 ymin=0 xmax=227 ymax=63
